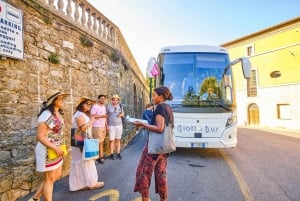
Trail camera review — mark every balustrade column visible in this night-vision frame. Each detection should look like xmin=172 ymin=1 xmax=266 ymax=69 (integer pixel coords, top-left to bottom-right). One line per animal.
xmin=80 ymin=4 xmax=86 ymax=26
xmin=98 ymin=17 xmax=102 ymax=37
xmin=106 ymin=24 xmax=110 ymax=41
xmin=57 ymin=0 xmax=64 ymax=13
xmin=87 ymin=9 xmax=92 ymax=30
xmin=66 ymin=0 xmax=72 ymax=17
xmin=102 ymin=21 xmax=107 ymax=39
xmin=107 ymin=25 xmax=111 ymax=41
xmin=110 ymin=28 xmax=115 ymax=43
xmin=74 ymin=0 xmax=80 ymax=22
xmin=112 ymin=29 xmax=116 ymax=46
xmin=93 ymin=14 xmax=97 ymax=32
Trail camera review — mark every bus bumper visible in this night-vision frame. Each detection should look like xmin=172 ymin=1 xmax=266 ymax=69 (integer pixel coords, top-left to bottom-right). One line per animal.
xmin=174 ymin=126 xmax=237 ymax=148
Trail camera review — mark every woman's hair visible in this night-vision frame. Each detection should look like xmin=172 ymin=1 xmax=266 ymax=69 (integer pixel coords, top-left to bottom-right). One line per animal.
xmin=37 ymin=97 xmax=64 ymax=117
xmin=75 ymin=100 xmax=91 ymax=115
xmin=154 ymin=86 xmax=173 ymax=101
xmin=146 ymin=103 xmax=154 ymax=108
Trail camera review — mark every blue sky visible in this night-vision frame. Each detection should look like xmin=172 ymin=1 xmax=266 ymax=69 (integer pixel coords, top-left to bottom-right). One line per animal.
xmin=87 ymin=0 xmax=299 ymax=76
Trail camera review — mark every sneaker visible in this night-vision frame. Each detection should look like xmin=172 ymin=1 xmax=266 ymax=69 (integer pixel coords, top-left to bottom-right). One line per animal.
xmin=28 ymin=198 xmax=40 ymax=201
xmin=116 ymin=153 xmax=122 ymax=160
xmin=109 ymin=154 xmax=115 ymax=160
xmin=98 ymin=157 xmax=104 ymax=164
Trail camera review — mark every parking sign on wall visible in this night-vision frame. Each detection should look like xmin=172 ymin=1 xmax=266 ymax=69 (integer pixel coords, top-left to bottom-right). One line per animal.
xmin=0 ymin=1 xmax=23 ymax=59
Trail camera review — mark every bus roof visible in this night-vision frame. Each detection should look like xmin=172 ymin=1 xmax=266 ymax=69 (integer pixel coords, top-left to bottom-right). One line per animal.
xmin=159 ymin=45 xmax=228 ymax=54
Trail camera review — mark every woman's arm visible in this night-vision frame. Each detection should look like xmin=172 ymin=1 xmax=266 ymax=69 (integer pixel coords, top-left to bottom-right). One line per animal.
xmin=36 ymin=123 xmax=64 ymax=155
xmin=76 ymin=114 xmax=91 ymax=131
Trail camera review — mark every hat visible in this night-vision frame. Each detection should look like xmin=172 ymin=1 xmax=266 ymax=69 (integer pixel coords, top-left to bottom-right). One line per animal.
xmin=45 ymin=89 xmax=70 ymax=106
xmin=111 ymin=94 xmax=120 ymax=100
xmin=76 ymin=96 xmax=96 ymax=108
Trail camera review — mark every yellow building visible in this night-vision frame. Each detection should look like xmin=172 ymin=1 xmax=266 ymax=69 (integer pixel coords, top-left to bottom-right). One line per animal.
xmin=222 ymin=17 xmax=300 ymax=130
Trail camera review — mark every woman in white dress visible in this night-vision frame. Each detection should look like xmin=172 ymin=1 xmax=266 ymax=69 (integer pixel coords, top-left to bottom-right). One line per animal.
xmin=69 ymin=96 xmax=105 ymax=191
xmin=29 ymin=89 xmax=70 ymax=201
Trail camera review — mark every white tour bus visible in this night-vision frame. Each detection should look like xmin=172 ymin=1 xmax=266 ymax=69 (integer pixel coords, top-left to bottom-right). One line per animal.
xmin=154 ymin=45 xmax=251 ymax=148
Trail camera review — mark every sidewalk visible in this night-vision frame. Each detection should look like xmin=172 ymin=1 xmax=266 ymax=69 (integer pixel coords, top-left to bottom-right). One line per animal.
xmin=239 ymin=126 xmax=300 ymax=138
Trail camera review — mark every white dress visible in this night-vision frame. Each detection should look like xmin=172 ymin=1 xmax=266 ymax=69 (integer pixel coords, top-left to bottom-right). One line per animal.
xmin=35 ymin=110 xmax=64 ymax=172
xmin=69 ymin=111 xmax=99 ymax=191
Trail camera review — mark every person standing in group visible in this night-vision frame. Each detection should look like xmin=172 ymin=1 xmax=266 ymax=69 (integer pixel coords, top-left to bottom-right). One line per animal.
xmin=69 ymin=96 xmax=104 ymax=191
xmin=133 ymin=86 xmax=174 ymax=201
xmin=106 ymin=94 xmax=124 ymax=160
xmin=141 ymin=103 xmax=154 ymax=135
xmin=91 ymin=94 xmax=108 ymax=164
xmin=29 ymin=90 xmax=70 ymax=201
xmin=142 ymin=103 xmax=154 ymax=124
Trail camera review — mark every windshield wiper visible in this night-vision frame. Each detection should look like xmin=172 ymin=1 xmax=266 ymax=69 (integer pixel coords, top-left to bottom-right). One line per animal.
xmin=169 ymin=104 xmax=184 ymax=108
xmin=216 ymin=102 xmax=231 ymax=111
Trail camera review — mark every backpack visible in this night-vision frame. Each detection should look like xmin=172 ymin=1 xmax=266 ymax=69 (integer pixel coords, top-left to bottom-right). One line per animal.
xmin=119 ymin=104 xmax=127 ymax=127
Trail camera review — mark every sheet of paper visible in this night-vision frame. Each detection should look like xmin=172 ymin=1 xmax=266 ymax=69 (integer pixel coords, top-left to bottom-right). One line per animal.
xmin=126 ymin=116 xmax=148 ymax=124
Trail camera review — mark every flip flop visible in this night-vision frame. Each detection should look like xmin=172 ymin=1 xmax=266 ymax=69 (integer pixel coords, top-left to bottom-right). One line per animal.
xmin=88 ymin=181 xmax=104 ymax=190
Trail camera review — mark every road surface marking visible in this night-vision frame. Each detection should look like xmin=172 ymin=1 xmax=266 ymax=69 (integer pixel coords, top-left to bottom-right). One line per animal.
xmin=219 ymin=149 xmax=255 ymax=201
xmin=89 ymin=189 xmax=119 ymax=201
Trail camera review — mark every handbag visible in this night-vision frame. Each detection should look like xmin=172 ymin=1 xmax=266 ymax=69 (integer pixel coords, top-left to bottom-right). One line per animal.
xmin=70 ymin=128 xmax=85 ymax=148
xmin=82 ymin=138 xmax=99 ymax=160
xmin=148 ymin=125 xmax=176 ymax=154
xmin=47 ymin=144 xmax=67 ymax=159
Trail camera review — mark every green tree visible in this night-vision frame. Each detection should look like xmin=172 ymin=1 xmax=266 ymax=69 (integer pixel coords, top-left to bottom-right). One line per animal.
xmin=199 ymin=77 xmax=220 ymax=97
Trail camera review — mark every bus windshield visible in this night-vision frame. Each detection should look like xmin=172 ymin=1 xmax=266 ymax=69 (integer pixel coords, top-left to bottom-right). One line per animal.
xmin=159 ymin=52 xmax=233 ymax=109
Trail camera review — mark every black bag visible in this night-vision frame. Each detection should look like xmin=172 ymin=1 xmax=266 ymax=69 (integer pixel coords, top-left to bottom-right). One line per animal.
xmin=70 ymin=128 xmax=84 ymax=149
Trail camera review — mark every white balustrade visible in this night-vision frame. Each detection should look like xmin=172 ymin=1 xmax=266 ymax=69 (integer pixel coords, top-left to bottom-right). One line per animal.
xmin=35 ymin=0 xmax=118 ymax=47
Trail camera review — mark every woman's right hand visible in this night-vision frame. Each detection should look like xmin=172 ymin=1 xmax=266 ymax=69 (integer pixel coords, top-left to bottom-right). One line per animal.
xmin=54 ymin=145 xmax=64 ymax=156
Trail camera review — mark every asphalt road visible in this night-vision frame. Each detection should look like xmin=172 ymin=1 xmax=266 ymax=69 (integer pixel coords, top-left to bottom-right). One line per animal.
xmin=224 ymin=128 xmax=300 ymax=201
xmin=19 ymin=128 xmax=300 ymax=201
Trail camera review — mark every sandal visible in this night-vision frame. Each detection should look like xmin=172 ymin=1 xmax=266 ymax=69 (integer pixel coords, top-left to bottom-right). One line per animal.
xmin=88 ymin=181 xmax=104 ymax=190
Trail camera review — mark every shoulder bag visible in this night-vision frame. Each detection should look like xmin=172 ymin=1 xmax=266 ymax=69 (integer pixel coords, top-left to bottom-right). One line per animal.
xmin=148 ymin=124 xmax=176 ymax=154
xmin=148 ymin=103 xmax=176 ymax=154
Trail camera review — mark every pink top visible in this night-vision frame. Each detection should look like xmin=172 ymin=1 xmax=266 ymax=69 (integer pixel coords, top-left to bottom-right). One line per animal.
xmin=91 ymin=104 xmax=107 ymax=128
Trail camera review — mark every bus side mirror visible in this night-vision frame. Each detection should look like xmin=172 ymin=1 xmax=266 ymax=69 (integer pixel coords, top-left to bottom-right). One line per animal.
xmin=241 ymin=57 xmax=251 ymax=79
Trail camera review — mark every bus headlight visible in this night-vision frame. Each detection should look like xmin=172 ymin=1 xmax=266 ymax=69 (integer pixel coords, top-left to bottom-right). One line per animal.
xmin=226 ymin=113 xmax=237 ymax=127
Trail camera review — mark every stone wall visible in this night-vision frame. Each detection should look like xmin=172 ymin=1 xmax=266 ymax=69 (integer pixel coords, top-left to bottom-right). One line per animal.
xmin=0 ymin=0 xmax=148 ymax=200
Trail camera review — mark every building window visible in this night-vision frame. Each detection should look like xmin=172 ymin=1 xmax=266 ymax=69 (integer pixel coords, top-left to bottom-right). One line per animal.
xmin=277 ymin=104 xmax=291 ymax=120
xmin=247 ymin=70 xmax=257 ymax=97
xmin=245 ymin=44 xmax=254 ymax=56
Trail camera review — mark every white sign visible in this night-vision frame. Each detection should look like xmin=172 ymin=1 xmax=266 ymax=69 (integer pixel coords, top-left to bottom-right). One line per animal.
xmin=0 ymin=1 xmax=23 ymax=59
